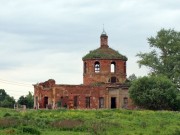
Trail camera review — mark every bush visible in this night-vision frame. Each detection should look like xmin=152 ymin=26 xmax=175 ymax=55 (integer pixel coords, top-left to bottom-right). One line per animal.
xmin=129 ymin=75 xmax=179 ymax=110
xmin=3 ymin=113 xmax=11 ymax=117
xmin=173 ymin=128 xmax=180 ymax=135
xmin=21 ymin=126 xmax=41 ymax=135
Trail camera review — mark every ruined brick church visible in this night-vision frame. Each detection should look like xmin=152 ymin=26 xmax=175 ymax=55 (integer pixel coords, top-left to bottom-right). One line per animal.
xmin=34 ymin=30 xmax=134 ymax=109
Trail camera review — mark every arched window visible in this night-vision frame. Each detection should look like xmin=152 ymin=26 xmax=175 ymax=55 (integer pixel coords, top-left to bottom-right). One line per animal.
xmin=111 ymin=62 xmax=116 ymax=73
xmin=84 ymin=62 xmax=87 ymax=74
xmin=94 ymin=61 xmax=100 ymax=73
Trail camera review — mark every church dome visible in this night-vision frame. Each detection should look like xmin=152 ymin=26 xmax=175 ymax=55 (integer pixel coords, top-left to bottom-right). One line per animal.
xmin=83 ymin=30 xmax=127 ymax=61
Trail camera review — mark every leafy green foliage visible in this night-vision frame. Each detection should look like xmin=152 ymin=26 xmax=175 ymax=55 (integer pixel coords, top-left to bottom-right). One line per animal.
xmin=18 ymin=92 xmax=34 ymax=108
xmin=126 ymin=74 xmax=138 ymax=86
xmin=129 ymin=76 xmax=179 ymax=110
xmin=0 ymin=89 xmax=15 ymax=108
xmin=21 ymin=126 xmax=41 ymax=135
xmin=0 ymin=108 xmax=179 ymax=135
xmin=128 ymin=74 xmax=137 ymax=82
xmin=137 ymin=29 xmax=180 ymax=88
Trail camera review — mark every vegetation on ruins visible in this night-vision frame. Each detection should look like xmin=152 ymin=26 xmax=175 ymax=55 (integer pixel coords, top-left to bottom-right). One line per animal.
xmin=82 ymin=47 xmax=127 ymax=60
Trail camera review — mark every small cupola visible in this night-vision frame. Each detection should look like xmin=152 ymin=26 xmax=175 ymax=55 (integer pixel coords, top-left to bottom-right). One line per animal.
xmin=100 ymin=29 xmax=108 ymax=48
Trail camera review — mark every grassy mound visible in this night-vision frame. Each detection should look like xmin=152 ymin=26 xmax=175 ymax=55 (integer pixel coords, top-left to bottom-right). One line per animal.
xmin=0 ymin=108 xmax=179 ymax=135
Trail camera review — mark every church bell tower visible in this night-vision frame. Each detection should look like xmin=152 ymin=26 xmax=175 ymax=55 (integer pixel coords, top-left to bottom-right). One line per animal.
xmin=82 ymin=30 xmax=127 ymax=85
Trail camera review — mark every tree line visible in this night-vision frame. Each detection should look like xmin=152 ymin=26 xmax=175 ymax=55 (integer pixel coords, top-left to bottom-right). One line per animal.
xmin=0 ymin=89 xmax=33 ymax=108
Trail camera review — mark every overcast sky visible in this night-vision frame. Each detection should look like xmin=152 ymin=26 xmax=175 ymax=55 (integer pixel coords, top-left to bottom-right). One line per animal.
xmin=0 ymin=0 xmax=180 ymax=100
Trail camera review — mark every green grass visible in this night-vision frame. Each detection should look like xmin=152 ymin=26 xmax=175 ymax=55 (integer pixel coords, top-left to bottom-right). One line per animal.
xmin=0 ymin=108 xmax=179 ymax=135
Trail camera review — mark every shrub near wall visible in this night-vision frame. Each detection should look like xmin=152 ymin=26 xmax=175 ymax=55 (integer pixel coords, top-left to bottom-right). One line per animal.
xmin=129 ymin=75 xmax=179 ymax=110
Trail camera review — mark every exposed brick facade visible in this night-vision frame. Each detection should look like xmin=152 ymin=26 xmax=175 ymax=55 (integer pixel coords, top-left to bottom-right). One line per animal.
xmin=34 ymin=31 xmax=134 ymax=109
xmin=83 ymin=59 xmax=126 ymax=85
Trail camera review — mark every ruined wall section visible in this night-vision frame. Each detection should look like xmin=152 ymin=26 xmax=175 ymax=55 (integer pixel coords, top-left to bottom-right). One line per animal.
xmin=34 ymin=79 xmax=108 ymax=109
xmin=54 ymin=85 xmax=108 ymax=109
xmin=33 ymin=79 xmax=55 ymax=109
xmin=107 ymin=86 xmax=134 ymax=109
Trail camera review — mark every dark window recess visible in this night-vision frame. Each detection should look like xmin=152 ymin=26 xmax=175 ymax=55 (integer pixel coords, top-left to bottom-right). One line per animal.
xmin=84 ymin=62 xmax=87 ymax=74
xmin=124 ymin=62 xmax=126 ymax=74
xmin=74 ymin=96 xmax=78 ymax=108
xmin=111 ymin=97 xmax=116 ymax=109
xmin=61 ymin=96 xmax=68 ymax=108
xmin=111 ymin=77 xmax=117 ymax=83
xmin=44 ymin=97 xmax=48 ymax=108
xmin=85 ymin=97 xmax=90 ymax=108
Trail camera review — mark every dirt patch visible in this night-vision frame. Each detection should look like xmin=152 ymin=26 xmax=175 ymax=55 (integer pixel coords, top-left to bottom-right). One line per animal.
xmin=51 ymin=119 xmax=84 ymax=129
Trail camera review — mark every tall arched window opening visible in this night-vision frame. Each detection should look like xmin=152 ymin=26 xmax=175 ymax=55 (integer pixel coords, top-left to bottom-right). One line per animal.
xmin=111 ymin=62 xmax=116 ymax=73
xmin=94 ymin=61 xmax=100 ymax=73
xmin=124 ymin=62 xmax=126 ymax=74
xmin=84 ymin=62 xmax=87 ymax=74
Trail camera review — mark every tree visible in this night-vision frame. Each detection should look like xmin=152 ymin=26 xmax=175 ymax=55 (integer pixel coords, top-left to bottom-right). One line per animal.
xmin=18 ymin=96 xmax=28 ymax=106
xmin=125 ymin=74 xmax=138 ymax=86
xmin=18 ymin=92 xmax=34 ymax=108
xmin=137 ymin=29 xmax=180 ymax=88
xmin=0 ymin=89 xmax=15 ymax=108
xmin=129 ymin=76 xmax=180 ymax=110
xmin=26 ymin=92 xmax=34 ymax=108
xmin=128 ymin=74 xmax=137 ymax=82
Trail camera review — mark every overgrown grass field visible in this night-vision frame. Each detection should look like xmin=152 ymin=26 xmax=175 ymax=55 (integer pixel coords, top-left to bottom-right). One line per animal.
xmin=0 ymin=108 xmax=179 ymax=135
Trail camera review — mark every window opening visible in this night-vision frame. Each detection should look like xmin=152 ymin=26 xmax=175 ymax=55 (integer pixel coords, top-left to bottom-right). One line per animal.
xmin=84 ymin=62 xmax=87 ymax=74
xmin=74 ymin=96 xmax=78 ymax=108
xmin=94 ymin=61 xmax=100 ymax=73
xmin=111 ymin=62 xmax=116 ymax=73
xmin=111 ymin=77 xmax=117 ymax=83
xmin=44 ymin=97 xmax=48 ymax=108
xmin=85 ymin=97 xmax=90 ymax=108
xmin=61 ymin=96 xmax=68 ymax=108
xmin=111 ymin=97 xmax=116 ymax=108
xmin=124 ymin=62 xmax=126 ymax=74
xmin=99 ymin=97 xmax=104 ymax=108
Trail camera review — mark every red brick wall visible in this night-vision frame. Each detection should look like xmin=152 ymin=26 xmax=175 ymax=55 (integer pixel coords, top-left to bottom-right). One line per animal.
xmin=34 ymin=80 xmax=136 ymax=109
xmin=83 ymin=59 xmax=126 ymax=85
xmin=54 ymin=85 xmax=107 ymax=109
xmin=34 ymin=85 xmax=53 ymax=108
